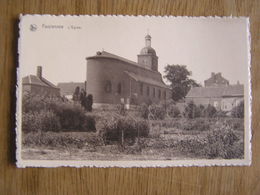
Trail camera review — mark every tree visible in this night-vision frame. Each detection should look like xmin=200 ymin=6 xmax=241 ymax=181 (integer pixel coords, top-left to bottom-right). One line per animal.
xmin=72 ymin=86 xmax=80 ymax=101
xmin=80 ymin=88 xmax=87 ymax=108
xmin=164 ymin=64 xmax=199 ymax=101
xmin=86 ymin=94 xmax=93 ymax=112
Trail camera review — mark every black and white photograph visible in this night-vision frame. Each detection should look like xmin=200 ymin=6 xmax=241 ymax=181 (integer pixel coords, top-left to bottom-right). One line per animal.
xmin=16 ymin=15 xmax=251 ymax=167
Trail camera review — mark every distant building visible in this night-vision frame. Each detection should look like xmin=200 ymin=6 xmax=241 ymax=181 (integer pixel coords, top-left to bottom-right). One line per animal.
xmin=86 ymin=34 xmax=171 ymax=108
xmin=204 ymin=72 xmax=229 ymax=87
xmin=57 ymin=82 xmax=86 ymax=99
xmin=22 ymin=66 xmax=60 ymax=97
xmin=186 ymin=73 xmax=244 ymax=112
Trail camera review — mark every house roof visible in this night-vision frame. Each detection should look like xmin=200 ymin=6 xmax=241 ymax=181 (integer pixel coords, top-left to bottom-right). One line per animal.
xmin=124 ymin=71 xmax=169 ymax=89
xmin=57 ymin=82 xmax=86 ymax=95
xmin=186 ymin=85 xmax=244 ymax=98
xmin=22 ymin=75 xmax=58 ymax=89
xmin=222 ymin=85 xmax=244 ymax=97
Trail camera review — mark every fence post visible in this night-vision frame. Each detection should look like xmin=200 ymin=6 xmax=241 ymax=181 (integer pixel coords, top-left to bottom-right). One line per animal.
xmin=121 ymin=129 xmax=124 ymax=146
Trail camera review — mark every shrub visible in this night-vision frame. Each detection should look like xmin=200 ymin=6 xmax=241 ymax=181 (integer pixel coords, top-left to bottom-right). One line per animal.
xmin=159 ymin=118 xmax=184 ymax=129
xmin=148 ymin=104 xmax=166 ymax=120
xmin=203 ymin=104 xmax=217 ymax=118
xmin=22 ymin=94 xmax=96 ymax=132
xmin=139 ymin=103 xmax=149 ymax=119
xmin=167 ymin=104 xmax=181 ymax=118
xmin=40 ymin=110 xmax=61 ymax=132
xmin=214 ymin=110 xmax=227 ymax=118
xmin=202 ymin=125 xmax=241 ymax=159
xmin=139 ymin=103 xmax=167 ymax=120
xmin=115 ymin=103 xmax=126 ymax=116
xmin=51 ymin=103 xmax=86 ymax=131
xmin=22 ymin=131 xmax=103 ymax=148
xmin=183 ymin=101 xmax=203 ymax=118
xmin=22 ymin=112 xmax=43 ymax=132
xmin=224 ymin=118 xmax=244 ymax=131
xmin=231 ymin=101 xmax=244 ymax=118
xmin=177 ymin=123 xmax=243 ymax=159
xmin=82 ymin=114 xmax=96 ymax=132
xmin=22 ymin=110 xmax=61 ymax=132
xmin=22 ymin=93 xmax=48 ymax=113
xmin=177 ymin=137 xmax=205 ymax=155
xmin=99 ymin=114 xmax=149 ymax=144
xmin=183 ymin=118 xmax=210 ymax=131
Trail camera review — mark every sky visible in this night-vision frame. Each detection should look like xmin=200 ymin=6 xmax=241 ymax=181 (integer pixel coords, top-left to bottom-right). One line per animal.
xmin=19 ymin=15 xmax=250 ymax=86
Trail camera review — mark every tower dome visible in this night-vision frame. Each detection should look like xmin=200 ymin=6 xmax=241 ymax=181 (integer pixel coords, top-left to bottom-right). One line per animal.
xmin=137 ymin=34 xmax=158 ymax=71
xmin=140 ymin=47 xmax=156 ymax=55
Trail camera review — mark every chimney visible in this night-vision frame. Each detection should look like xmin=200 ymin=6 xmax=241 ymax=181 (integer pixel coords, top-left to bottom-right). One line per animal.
xmin=211 ymin=72 xmax=215 ymax=77
xmin=37 ymin=66 xmax=42 ymax=79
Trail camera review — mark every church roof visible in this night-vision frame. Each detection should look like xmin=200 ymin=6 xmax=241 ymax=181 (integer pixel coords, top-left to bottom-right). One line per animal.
xmin=87 ymin=51 xmax=158 ymax=72
xmin=22 ymin=75 xmax=58 ymax=89
xmin=186 ymin=85 xmax=244 ymax=98
xmin=124 ymin=71 xmax=169 ymax=88
xmin=98 ymin=51 xmax=140 ymax=66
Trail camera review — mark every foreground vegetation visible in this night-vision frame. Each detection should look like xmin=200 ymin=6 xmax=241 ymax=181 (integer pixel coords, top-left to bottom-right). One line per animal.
xmin=22 ymin=94 xmax=244 ymax=160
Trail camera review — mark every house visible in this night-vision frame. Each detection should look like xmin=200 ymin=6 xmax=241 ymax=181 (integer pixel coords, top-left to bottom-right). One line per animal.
xmin=86 ymin=34 xmax=171 ymax=108
xmin=22 ymin=66 xmax=60 ymax=97
xmin=57 ymin=82 xmax=86 ymax=100
xmin=186 ymin=84 xmax=244 ymax=112
xmin=204 ymin=72 xmax=229 ymax=87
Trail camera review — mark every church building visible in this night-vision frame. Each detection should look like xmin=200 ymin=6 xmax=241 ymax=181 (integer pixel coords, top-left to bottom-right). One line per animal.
xmin=86 ymin=34 xmax=171 ymax=108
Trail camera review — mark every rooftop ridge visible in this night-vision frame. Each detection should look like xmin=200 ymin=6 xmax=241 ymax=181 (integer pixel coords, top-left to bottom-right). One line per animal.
xmin=86 ymin=50 xmax=160 ymax=74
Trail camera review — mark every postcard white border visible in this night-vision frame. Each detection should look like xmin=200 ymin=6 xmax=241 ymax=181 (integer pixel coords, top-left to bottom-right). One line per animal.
xmin=16 ymin=15 xmax=252 ymax=168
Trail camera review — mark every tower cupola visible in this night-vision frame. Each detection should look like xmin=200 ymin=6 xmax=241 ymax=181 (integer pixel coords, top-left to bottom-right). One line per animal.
xmin=138 ymin=34 xmax=158 ymax=71
xmin=145 ymin=34 xmax=151 ymax=47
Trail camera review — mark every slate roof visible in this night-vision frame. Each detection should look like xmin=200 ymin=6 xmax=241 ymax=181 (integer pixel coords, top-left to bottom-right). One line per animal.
xmin=87 ymin=51 xmax=157 ymax=72
xmin=124 ymin=71 xmax=169 ymax=88
xmin=87 ymin=51 xmax=169 ymax=89
xmin=57 ymin=82 xmax=86 ymax=96
xmin=22 ymin=75 xmax=58 ymax=88
xmin=186 ymin=85 xmax=244 ymax=98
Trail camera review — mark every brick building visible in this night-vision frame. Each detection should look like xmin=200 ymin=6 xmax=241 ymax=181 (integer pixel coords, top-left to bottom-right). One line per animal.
xmin=22 ymin=66 xmax=60 ymax=97
xmin=86 ymin=35 xmax=171 ymax=108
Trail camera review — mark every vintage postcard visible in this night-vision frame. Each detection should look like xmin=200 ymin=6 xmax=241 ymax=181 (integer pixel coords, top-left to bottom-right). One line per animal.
xmin=16 ymin=15 xmax=251 ymax=167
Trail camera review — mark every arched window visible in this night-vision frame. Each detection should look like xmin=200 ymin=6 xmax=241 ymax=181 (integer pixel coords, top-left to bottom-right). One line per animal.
xmin=147 ymin=86 xmax=150 ymax=96
xmin=117 ymin=83 xmax=122 ymax=94
xmin=104 ymin=80 xmax=112 ymax=93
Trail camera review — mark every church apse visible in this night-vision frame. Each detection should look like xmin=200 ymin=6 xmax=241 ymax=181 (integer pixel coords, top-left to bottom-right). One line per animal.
xmin=86 ymin=34 xmax=171 ymax=108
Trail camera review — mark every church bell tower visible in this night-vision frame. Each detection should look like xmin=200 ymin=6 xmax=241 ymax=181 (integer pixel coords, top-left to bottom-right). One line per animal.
xmin=138 ymin=34 xmax=158 ymax=71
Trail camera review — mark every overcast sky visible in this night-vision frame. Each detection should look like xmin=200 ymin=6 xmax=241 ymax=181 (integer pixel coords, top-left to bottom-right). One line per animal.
xmin=20 ymin=15 xmax=250 ymax=86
